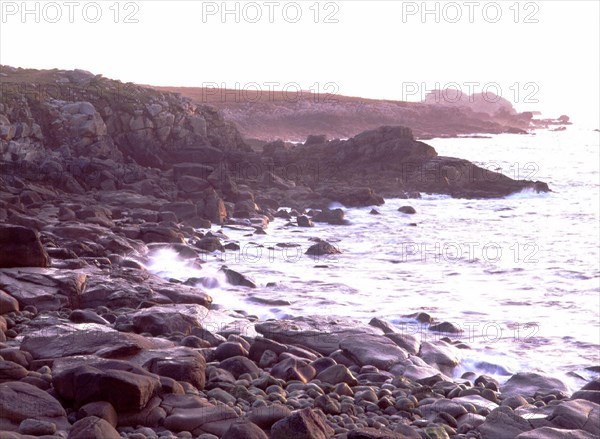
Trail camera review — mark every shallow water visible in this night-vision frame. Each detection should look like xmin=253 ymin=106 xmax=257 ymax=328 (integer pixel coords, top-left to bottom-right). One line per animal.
xmin=149 ymin=126 xmax=600 ymax=389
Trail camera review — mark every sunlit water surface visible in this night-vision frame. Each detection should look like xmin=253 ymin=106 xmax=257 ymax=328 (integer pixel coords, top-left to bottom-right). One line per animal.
xmin=149 ymin=127 xmax=600 ymax=389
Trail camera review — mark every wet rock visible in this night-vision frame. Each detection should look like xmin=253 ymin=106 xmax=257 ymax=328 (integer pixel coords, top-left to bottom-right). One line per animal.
xmin=398 ymin=206 xmax=416 ymax=214
xmin=0 ymin=290 xmax=19 ymax=314
xmin=429 ymin=321 xmax=463 ymax=334
xmin=131 ymin=303 xmax=210 ymax=336
xmin=419 ymin=341 xmax=460 ymax=375
xmin=271 ymin=357 xmax=317 ymax=383
xmin=501 ymin=395 xmax=529 ymax=409
xmin=571 ymin=390 xmax=600 ymax=404
xmin=142 ymin=348 xmax=206 ymax=390
xmin=18 ymin=419 xmax=57 ymax=436
xmin=69 ymin=309 xmax=110 ymax=325
xmin=116 ymin=396 xmax=166 ymax=428
xmin=248 ymin=404 xmax=292 ymax=429
xmin=195 ymin=236 xmax=224 ymax=252
xmin=221 ymin=267 xmax=257 ymax=288
xmin=68 ymin=416 xmax=120 ymax=439
xmin=347 ymin=427 xmax=419 ymax=438
xmin=0 ymin=381 xmax=69 ymax=431
xmin=317 ymin=364 xmax=358 ymax=386
xmin=255 ymin=315 xmax=382 ymax=355
xmin=340 ymin=334 xmax=408 ymax=370
xmin=222 ymin=420 xmax=269 ymax=439
xmin=298 ymin=215 xmax=314 ymax=227
xmin=53 ymin=360 xmax=162 ymax=411
xmin=305 ymin=241 xmax=341 ymax=257
xmin=214 ymin=342 xmax=249 ymax=361
xmin=368 ymin=317 xmax=398 ymax=334
xmin=249 ymin=337 xmax=288 ymax=362
xmin=77 ymin=401 xmax=118 ymax=427
xmin=0 ymin=360 xmax=28 ymax=382
xmin=270 ymin=407 xmax=335 ymax=439
xmin=477 ymin=406 xmax=532 ymax=439
xmin=547 ymin=399 xmax=600 ymax=435
xmin=384 ymin=333 xmax=420 ymax=355
xmin=515 ymin=427 xmax=597 ymax=439
xmin=21 ymin=321 xmax=174 ymax=359
xmin=419 ymin=399 xmax=468 ymax=420
xmin=313 ymin=208 xmax=346 ymax=225
xmin=502 ymin=372 xmax=569 ymax=398
xmin=0 ymin=224 xmax=49 ymax=268
xmin=0 ymin=268 xmax=86 ymax=311
xmin=219 ymin=356 xmax=261 ymax=379
xmin=164 ymin=405 xmax=238 ymax=433
xmin=139 ymin=224 xmax=185 ymax=244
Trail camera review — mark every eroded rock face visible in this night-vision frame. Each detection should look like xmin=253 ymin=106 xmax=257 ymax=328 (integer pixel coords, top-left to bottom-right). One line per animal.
xmin=0 ymin=225 xmax=49 ymax=268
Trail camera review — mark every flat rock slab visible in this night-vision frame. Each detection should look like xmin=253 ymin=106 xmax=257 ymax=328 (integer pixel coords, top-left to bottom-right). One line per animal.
xmin=548 ymin=399 xmax=600 ymax=435
xmin=20 ymin=320 xmax=174 ymax=360
xmin=131 ymin=304 xmax=256 ymax=338
xmin=340 ymin=334 xmax=408 ymax=371
xmin=255 ymin=315 xmax=383 ymax=355
xmin=0 ymin=268 xmax=87 ymax=311
xmin=0 ymin=381 xmax=69 ymax=432
xmin=164 ymin=405 xmax=238 ymax=433
xmin=81 ymin=269 xmax=212 ymax=310
xmin=502 ymin=372 xmax=570 ymax=398
xmin=516 ymin=427 xmax=597 ymax=439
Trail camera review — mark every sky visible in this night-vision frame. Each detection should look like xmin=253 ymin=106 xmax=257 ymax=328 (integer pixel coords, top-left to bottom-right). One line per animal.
xmin=1 ymin=1 xmax=599 ymax=127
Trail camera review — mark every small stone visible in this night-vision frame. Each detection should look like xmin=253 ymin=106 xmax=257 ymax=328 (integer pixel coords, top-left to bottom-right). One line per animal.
xmin=18 ymin=419 xmax=57 ymax=435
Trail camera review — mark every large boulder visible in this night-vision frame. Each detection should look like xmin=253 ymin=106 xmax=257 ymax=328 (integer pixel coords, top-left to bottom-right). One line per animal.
xmin=340 ymin=334 xmax=408 ymax=370
xmin=547 ymin=400 xmax=600 ymax=435
xmin=68 ymin=416 xmax=120 ymax=439
xmin=130 ymin=304 xmax=210 ymax=336
xmin=270 ymin=408 xmax=334 ymax=439
xmin=516 ymin=428 xmax=597 ymax=439
xmin=477 ymin=406 xmax=533 ymax=439
xmin=501 ymin=372 xmax=570 ymax=398
xmin=0 ymin=225 xmax=49 ymax=268
xmin=255 ymin=316 xmax=383 ymax=356
xmin=53 ymin=360 xmax=162 ymax=411
xmin=0 ymin=381 xmax=69 ymax=431
xmin=20 ymin=320 xmax=174 ymax=360
xmin=0 ymin=268 xmax=86 ymax=311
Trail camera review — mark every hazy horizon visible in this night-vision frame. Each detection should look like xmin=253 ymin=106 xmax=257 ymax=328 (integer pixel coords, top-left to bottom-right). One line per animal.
xmin=1 ymin=1 xmax=599 ymax=126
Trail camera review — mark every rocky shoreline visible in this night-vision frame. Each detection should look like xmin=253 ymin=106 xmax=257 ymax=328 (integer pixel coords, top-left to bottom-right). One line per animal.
xmin=0 ymin=66 xmax=597 ymax=438
xmin=0 ymin=215 xmax=599 ymax=439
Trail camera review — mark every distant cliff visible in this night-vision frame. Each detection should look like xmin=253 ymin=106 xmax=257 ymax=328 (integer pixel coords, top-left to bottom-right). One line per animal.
xmin=152 ymin=86 xmax=539 ymax=142
xmin=0 ymin=66 xmax=549 ymax=226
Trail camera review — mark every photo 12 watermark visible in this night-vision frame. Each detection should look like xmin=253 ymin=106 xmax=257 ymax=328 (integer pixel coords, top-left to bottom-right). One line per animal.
xmin=199 ymin=81 xmax=340 ymax=104
xmin=400 ymin=1 xmax=540 ymax=24
xmin=200 ymin=1 xmax=340 ymax=24
xmin=401 ymin=81 xmax=540 ymax=104
xmin=397 ymin=241 xmax=540 ymax=264
xmin=0 ymin=1 xmax=140 ymax=24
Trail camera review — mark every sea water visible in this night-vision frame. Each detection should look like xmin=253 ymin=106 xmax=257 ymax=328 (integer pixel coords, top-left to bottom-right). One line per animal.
xmin=149 ymin=126 xmax=600 ymax=389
